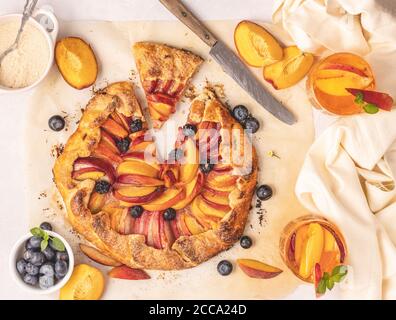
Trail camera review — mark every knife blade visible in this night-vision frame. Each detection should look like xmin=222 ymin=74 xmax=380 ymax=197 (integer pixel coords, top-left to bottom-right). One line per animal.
xmin=210 ymin=41 xmax=296 ymax=125
xmin=158 ymin=0 xmax=297 ymax=125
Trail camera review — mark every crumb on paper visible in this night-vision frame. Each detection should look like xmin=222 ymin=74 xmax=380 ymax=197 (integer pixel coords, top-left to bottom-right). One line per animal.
xmin=38 ymin=191 xmax=47 ymax=200
xmin=183 ymin=83 xmax=198 ymax=101
xmin=204 ymin=80 xmax=226 ymax=100
xmin=51 ymin=143 xmax=65 ymax=158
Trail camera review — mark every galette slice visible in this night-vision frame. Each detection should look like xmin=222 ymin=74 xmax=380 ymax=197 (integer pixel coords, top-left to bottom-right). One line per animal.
xmin=133 ymin=42 xmax=203 ymax=128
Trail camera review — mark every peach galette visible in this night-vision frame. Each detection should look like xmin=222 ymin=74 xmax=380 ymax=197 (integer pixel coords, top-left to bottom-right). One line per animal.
xmin=53 ymin=80 xmax=257 ymax=270
xmin=133 ymin=42 xmax=203 ymax=128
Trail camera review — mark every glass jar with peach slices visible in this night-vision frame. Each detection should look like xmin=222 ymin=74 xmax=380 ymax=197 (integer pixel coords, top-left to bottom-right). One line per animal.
xmin=307 ymin=52 xmax=395 ymax=115
xmin=280 ymin=215 xmax=348 ymax=297
xmin=307 ymin=52 xmax=377 ymax=115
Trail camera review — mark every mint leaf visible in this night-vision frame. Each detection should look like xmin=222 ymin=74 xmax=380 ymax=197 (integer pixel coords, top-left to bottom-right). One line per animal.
xmin=41 ymin=239 xmax=48 ymax=251
xmin=50 ymin=237 xmax=65 ymax=251
xmin=317 ymin=279 xmax=327 ymax=294
xmin=354 ymin=92 xmax=364 ymax=105
xmin=43 ymin=231 xmax=49 ymax=241
xmin=327 ymin=278 xmax=335 ymax=290
xmin=363 ymin=103 xmax=379 ymax=114
xmin=30 ymin=227 xmax=44 ymax=238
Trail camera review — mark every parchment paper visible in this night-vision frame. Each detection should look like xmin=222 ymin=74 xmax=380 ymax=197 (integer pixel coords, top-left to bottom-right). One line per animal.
xmin=25 ymin=20 xmax=314 ymax=299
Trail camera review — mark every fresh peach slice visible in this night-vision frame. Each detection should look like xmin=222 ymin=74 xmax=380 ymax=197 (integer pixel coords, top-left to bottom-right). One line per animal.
xmin=55 ymin=37 xmax=98 ymax=90
xmin=114 ymin=186 xmax=165 ymax=204
xmin=180 ymin=138 xmax=199 ymax=184
xmin=79 ymin=244 xmax=122 ymax=267
xmin=117 ymin=160 xmax=159 ymax=178
xmin=115 ymin=174 xmax=164 ymax=187
xmin=299 ymin=223 xmax=324 ymax=279
xmin=142 ymin=187 xmax=186 ymax=211
xmin=346 ymin=88 xmax=394 ymax=111
xmin=108 ymin=265 xmax=150 ymax=280
xmin=264 ymin=46 xmax=314 ymax=90
xmin=102 ymin=118 xmax=129 ymax=139
xmin=172 ymin=173 xmax=203 ymax=210
xmin=234 ymin=20 xmax=283 ymax=67
xmin=315 ymin=69 xmax=373 ymax=96
xmin=237 ymin=259 xmax=283 ymax=279
xmin=184 ymin=213 xmax=205 ymax=235
xmin=196 ymin=195 xmax=230 ymax=219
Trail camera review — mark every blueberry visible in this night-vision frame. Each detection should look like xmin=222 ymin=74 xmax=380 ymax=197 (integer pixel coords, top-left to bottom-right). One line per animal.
xmin=23 ymin=249 xmax=35 ymax=261
xmin=168 ymin=148 xmax=184 ymax=162
xmin=40 ymin=263 xmax=55 ymax=277
xmin=243 ymin=117 xmax=260 ymax=133
xmin=39 ymin=222 xmax=52 ymax=231
xmin=163 ymin=208 xmax=176 ymax=221
xmin=16 ymin=259 xmax=27 ymax=275
xmin=240 ymin=236 xmax=253 ymax=249
xmin=130 ymin=119 xmax=143 ymax=133
xmin=55 ymin=260 xmax=68 ymax=277
xmin=42 ymin=246 xmax=55 ymax=261
xmin=25 ymin=262 xmax=39 ymax=276
xmin=217 ymin=260 xmax=233 ymax=276
xmin=23 ymin=273 xmax=38 ymax=286
xmin=256 ymin=184 xmax=273 ymax=201
xmin=95 ymin=180 xmax=111 ymax=194
xmin=116 ymin=137 xmax=130 ymax=153
xmin=25 ymin=240 xmax=36 ymax=251
xmin=48 ymin=115 xmax=65 ymax=132
xmin=232 ymin=105 xmax=249 ymax=123
xmin=182 ymin=124 xmax=197 ymax=137
xmin=55 ymin=272 xmax=65 ymax=281
xmin=28 ymin=236 xmax=42 ymax=250
xmin=56 ymin=251 xmax=69 ymax=262
xmin=129 ymin=205 xmax=144 ymax=218
xmin=199 ymin=163 xmax=214 ymax=174
xmin=30 ymin=252 xmax=45 ymax=266
xmin=39 ymin=275 xmax=55 ymax=289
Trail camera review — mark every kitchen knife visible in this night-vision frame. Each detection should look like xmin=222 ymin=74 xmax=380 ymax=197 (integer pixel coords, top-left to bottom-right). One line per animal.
xmin=158 ymin=0 xmax=297 ymax=125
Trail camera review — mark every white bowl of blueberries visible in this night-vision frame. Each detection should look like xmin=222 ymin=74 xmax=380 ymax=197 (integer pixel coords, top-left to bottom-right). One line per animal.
xmin=9 ymin=222 xmax=74 ymax=294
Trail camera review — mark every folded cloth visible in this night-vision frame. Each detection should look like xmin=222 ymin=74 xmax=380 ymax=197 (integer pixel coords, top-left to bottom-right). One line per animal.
xmin=273 ymin=0 xmax=396 ymax=299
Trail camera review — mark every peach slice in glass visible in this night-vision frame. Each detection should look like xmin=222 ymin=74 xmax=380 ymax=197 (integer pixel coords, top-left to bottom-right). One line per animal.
xmin=298 ymin=223 xmax=324 ymax=279
xmin=314 ymin=69 xmax=373 ymax=96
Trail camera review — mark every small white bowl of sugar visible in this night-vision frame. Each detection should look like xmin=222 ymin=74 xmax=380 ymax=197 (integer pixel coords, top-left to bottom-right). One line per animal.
xmin=0 ymin=6 xmax=58 ymax=94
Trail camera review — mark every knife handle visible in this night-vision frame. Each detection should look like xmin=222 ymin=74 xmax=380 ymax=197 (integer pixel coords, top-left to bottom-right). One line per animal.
xmin=159 ymin=0 xmax=217 ymax=47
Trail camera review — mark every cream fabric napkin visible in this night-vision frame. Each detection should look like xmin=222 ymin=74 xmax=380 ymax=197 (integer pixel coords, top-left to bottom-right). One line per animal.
xmin=272 ymin=0 xmax=396 ymax=299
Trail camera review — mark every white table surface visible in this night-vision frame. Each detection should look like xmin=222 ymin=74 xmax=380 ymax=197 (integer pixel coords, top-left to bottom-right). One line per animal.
xmin=0 ymin=0 xmax=334 ymax=300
